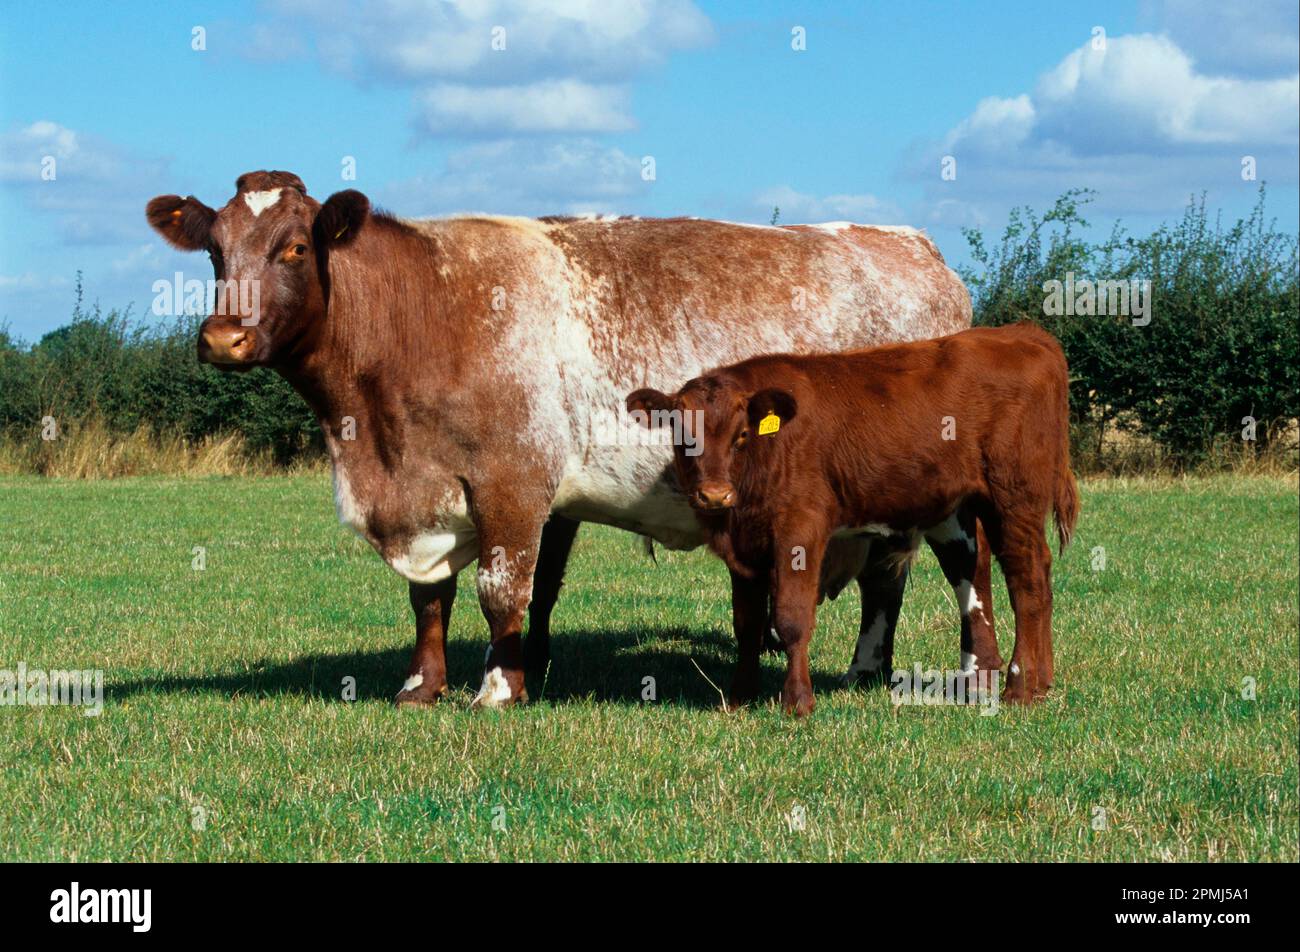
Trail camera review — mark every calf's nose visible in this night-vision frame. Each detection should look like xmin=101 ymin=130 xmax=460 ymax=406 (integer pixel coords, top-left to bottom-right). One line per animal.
xmin=694 ymin=482 xmax=736 ymax=510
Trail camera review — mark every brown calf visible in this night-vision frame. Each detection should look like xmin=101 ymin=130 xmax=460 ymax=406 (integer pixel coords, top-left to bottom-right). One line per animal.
xmin=628 ymin=323 xmax=1079 ymax=714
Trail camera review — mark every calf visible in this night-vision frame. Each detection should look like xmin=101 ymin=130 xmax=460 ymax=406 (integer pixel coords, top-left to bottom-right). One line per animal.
xmin=627 ymin=323 xmax=1079 ymax=714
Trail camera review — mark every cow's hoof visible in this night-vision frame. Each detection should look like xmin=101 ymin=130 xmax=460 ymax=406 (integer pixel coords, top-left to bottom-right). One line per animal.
xmin=780 ymin=687 xmax=816 ymax=717
xmin=394 ymin=675 xmax=448 ymax=708
xmin=470 ymin=666 xmax=527 ymax=710
xmin=839 ymin=668 xmax=888 ymax=690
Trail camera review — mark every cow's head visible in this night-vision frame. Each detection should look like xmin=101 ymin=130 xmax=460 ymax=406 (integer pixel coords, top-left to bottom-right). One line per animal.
xmin=627 ymin=377 xmax=797 ymax=511
xmin=146 ymin=171 xmax=369 ymax=368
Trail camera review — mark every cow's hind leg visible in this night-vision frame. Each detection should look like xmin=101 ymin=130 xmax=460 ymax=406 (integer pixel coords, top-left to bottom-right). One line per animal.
xmin=523 ymin=514 xmax=580 ymax=681
xmin=926 ymin=507 xmax=1002 ymax=679
xmin=841 ymin=535 xmax=912 ymax=688
xmin=395 ymin=576 xmax=457 ymax=708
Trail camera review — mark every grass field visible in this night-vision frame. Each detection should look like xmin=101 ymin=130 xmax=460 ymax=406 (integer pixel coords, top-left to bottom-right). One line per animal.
xmin=1 ymin=473 xmax=1296 ymax=861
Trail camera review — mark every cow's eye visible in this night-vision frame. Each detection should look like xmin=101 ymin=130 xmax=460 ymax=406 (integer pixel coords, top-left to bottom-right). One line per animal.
xmin=283 ymin=243 xmax=308 ymax=262
xmin=735 ymin=429 xmax=749 ymax=448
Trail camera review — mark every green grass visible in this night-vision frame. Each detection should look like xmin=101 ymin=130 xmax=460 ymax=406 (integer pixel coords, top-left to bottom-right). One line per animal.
xmin=1 ymin=473 xmax=1295 ymax=861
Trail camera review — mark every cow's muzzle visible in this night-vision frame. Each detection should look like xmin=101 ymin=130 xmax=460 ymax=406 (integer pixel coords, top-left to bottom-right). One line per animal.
xmin=198 ymin=321 xmax=257 ymax=365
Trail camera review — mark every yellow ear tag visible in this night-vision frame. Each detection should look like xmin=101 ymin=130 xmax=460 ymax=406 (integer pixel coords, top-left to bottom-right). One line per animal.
xmin=758 ymin=412 xmax=780 ymax=436
xmin=334 ymin=225 xmax=348 ymax=239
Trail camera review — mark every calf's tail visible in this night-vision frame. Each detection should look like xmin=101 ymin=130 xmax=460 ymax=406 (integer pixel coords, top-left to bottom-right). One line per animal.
xmin=1054 ymin=467 xmax=1079 ymax=553
xmin=1052 ymin=369 xmax=1080 ymax=553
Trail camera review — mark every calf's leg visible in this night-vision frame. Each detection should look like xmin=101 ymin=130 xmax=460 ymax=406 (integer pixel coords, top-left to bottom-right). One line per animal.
xmin=992 ymin=520 xmax=1053 ymax=704
xmin=395 ymin=576 xmax=457 ymax=707
xmin=727 ymin=568 xmax=769 ymax=709
xmin=772 ymin=527 xmax=827 ymax=716
xmin=523 ymin=514 xmax=580 ymax=679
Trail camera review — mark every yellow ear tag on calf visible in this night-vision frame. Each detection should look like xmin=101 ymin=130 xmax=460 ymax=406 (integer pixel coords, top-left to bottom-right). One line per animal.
xmin=758 ymin=412 xmax=781 ymax=436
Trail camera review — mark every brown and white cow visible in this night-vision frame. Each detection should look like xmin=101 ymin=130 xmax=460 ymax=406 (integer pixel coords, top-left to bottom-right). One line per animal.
xmin=627 ymin=323 xmax=1079 ymax=714
xmin=146 ymin=170 xmax=999 ymax=707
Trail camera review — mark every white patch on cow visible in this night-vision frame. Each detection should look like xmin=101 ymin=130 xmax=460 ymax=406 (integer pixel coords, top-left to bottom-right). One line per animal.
xmin=842 ymin=609 xmax=888 ymax=682
xmin=925 ymin=512 xmax=975 ymax=552
xmin=473 ymin=667 xmax=514 ymax=708
xmin=331 ymin=464 xmax=367 ymax=535
xmin=834 ymin=522 xmax=895 ymax=538
xmin=390 ymin=529 xmax=477 ymax=584
xmin=401 ymin=673 xmax=424 ymax=693
xmin=1010 ymin=661 xmax=1021 ymax=676
xmin=960 ymin=652 xmax=978 ymax=674
xmin=956 ymin=579 xmax=983 ymax=616
xmin=244 ymin=188 xmax=282 ymax=217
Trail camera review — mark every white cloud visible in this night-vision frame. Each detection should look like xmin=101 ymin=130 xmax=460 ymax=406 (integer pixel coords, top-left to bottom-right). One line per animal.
xmin=0 ymin=120 xmax=171 ymax=245
xmin=906 ymin=32 xmax=1299 ymax=224
xmin=417 ymin=80 xmax=634 ymax=135
xmin=256 ymin=0 xmax=712 ymax=136
xmin=378 ymin=138 xmax=649 ymax=216
xmin=755 ymin=186 xmax=903 ymax=225
xmin=1139 ymin=0 xmax=1299 ymax=79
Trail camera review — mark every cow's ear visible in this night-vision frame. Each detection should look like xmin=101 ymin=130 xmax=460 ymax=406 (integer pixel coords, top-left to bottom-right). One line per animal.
xmin=626 ymin=388 xmax=675 ymax=427
xmin=747 ymin=388 xmax=797 ymax=431
xmin=145 ymin=195 xmax=216 ymax=251
xmin=313 ymin=190 xmax=370 ymax=248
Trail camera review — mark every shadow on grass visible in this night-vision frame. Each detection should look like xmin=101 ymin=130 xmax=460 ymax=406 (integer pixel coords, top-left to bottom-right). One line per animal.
xmin=109 ymin=626 xmax=849 ymax=710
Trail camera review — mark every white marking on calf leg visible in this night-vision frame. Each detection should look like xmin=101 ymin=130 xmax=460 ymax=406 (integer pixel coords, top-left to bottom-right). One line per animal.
xmin=401 ymin=673 xmax=424 ymax=693
xmin=841 ymin=610 xmax=888 ymax=683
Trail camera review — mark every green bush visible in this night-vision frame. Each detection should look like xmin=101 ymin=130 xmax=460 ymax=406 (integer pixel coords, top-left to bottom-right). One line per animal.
xmin=960 ymin=186 xmax=1299 ymax=467
xmin=0 ymin=278 xmax=318 ymax=464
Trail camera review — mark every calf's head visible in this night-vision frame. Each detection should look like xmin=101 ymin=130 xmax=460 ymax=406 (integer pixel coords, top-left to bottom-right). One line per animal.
xmin=145 ymin=170 xmax=369 ymax=368
xmin=626 ymin=377 xmax=797 ymax=511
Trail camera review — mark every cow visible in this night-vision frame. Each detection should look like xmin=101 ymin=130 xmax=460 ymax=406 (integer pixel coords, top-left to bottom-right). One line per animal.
xmin=145 ymin=169 xmax=1000 ymax=708
xmin=626 ymin=323 xmax=1079 ymax=714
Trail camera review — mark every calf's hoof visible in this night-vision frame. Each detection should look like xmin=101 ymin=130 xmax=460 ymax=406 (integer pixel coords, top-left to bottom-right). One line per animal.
xmin=780 ymin=687 xmax=816 ymax=717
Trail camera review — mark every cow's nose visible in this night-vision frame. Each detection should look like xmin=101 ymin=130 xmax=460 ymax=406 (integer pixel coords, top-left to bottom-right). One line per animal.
xmin=199 ymin=325 xmax=254 ymax=364
xmin=694 ymin=482 xmax=736 ymax=509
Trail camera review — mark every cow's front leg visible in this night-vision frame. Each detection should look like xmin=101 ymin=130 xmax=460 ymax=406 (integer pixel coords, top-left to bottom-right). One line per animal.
xmin=395 ymin=576 xmax=457 ymax=707
xmin=772 ymin=524 xmax=828 ymax=717
xmin=470 ymin=510 xmax=545 ymax=710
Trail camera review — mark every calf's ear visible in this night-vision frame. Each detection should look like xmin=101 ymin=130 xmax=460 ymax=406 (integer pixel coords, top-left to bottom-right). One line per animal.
xmin=747 ymin=388 xmax=797 ymax=429
xmin=145 ymin=195 xmax=216 ymax=251
xmin=626 ymin=388 xmax=675 ymax=427
xmin=313 ymin=190 xmax=370 ymax=248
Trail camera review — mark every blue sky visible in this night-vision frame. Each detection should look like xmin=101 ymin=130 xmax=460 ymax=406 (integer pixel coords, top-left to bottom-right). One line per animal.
xmin=1 ymin=0 xmax=1296 ymax=341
